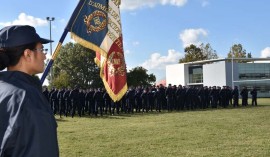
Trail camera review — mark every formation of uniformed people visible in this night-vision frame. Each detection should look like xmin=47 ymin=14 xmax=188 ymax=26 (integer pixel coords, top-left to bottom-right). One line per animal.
xmin=42 ymin=84 xmax=258 ymax=117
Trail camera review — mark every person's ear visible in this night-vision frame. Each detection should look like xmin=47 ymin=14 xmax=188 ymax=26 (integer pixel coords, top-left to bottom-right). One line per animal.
xmin=23 ymin=49 xmax=32 ymax=60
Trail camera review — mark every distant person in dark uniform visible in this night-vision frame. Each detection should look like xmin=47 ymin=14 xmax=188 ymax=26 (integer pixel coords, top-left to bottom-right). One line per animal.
xmin=86 ymin=88 xmax=95 ymax=115
xmin=148 ymin=86 xmax=156 ymax=112
xmin=250 ymin=86 xmax=257 ymax=106
xmin=210 ymin=86 xmax=218 ymax=108
xmin=198 ymin=86 xmax=205 ymax=109
xmin=49 ymin=87 xmax=56 ymax=111
xmin=79 ymin=89 xmax=86 ymax=115
xmin=171 ymin=85 xmax=177 ymax=110
xmin=121 ymin=92 xmax=127 ymax=113
xmin=103 ymin=91 xmax=112 ymax=114
xmin=190 ymin=87 xmax=197 ymax=109
xmin=232 ymin=86 xmax=239 ymax=107
xmin=63 ymin=88 xmax=71 ymax=117
xmin=57 ymin=88 xmax=66 ymax=118
xmin=227 ymin=86 xmax=233 ymax=106
xmin=43 ymin=87 xmax=50 ymax=101
xmin=158 ymin=84 xmax=166 ymax=110
xmin=240 ymin=86 xmax=248 ymax=106
xmin=182 ymin=86 xmax=187 ymax=109
xmin=185 ymin=86 xmax=192 ymax=109
xmin=51 ymin=88 xmax=59 ymax=115
xmin=175 ymin=85 xmax=183 ymax=110
xmin=126 ymin=86 xmax=135 ymax=113
xmin=135 ymin=86 xmax=143 ymax=112
xmin=154 ymin=86 xmax=162 ymax=112
xmin=219 ymin=86 xmax=227 ymax=108
xmin=217 ymin=86 xmax=222 ymax=107
xmin=141 ymin=87 xmax=149 ymax=113
xmin=165 ymin=84 xmax=173 ymax=111
xmin=112 ymin=100 xmax=120 ymax=115
xmin=70 ymin=87 xmax=81 ymax=117
xmin=204 ymin=86 xmax=210 ymax=108
xmin=93 ymin=88 xmax=103 ymax=116
xmin=0 ymin=25 xmax=59 ymax=156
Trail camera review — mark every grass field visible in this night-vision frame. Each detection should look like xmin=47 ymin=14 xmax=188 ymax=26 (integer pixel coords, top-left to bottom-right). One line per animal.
xmin=57 ymin=98 xmax=270 ymax=157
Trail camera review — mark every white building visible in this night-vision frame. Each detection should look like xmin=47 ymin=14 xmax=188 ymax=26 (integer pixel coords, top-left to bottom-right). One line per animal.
xmin=166 ymin=58 xmax=270 ymax=97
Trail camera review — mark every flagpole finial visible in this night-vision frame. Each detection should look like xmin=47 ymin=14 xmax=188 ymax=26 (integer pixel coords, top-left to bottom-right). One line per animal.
xmin=115 ymin=0 xmax=121 ymax=6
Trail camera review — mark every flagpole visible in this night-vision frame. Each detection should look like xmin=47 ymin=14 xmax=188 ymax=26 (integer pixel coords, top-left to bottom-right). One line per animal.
xmin=232 ymin=55 xmax=234 ymax=87
xmin=40 ymin=29 xmax=69 ymax=83
xmin=40 ymin=0 xmax=86 ymax=84
xmin=231 ymin=47 xmax=234 ymax=87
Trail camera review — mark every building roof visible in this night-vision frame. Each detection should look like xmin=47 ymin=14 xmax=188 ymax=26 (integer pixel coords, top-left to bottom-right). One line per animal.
xmin=182 ymin=58 xmax=270 ymax=65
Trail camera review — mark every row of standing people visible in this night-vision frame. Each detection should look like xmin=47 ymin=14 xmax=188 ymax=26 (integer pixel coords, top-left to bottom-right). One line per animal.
xmin=42 ymin=84 xmax=258 ymax=117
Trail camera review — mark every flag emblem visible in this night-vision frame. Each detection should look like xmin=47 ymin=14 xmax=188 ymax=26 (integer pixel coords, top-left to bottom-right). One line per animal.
xmin=84 ymin=10 xmax=107 ymax=34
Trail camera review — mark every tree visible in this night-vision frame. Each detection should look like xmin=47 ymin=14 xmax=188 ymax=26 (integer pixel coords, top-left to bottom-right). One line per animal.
xmin=227 ymin=44 xmax=253 ymax=58
xmin=179 ymin=43 xmax=218 ymax=63
xmin=51 ymin=71 xmax=70 ymax=89
xmin=51 ymin=42 xmax=103 ymax=89
xmin=247 ymin=52 xmax=252 ymax=58
xmin=227 ymin=44 xmax=252 ymax=62
xmin=200 ymin=43 xmax=219 ymax=60
xmin=127 ymin=66 xmax=156 ymax=87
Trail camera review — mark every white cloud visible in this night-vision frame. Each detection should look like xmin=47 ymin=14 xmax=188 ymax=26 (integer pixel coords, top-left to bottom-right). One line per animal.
xmin=141 ymin=49 xmax=183 ymax=70
xmin=121 ymin=0 xmax=188 ymax=10
xmin=161 ymin=0 xmax=187 ymax=6
xmin=0 ymin=13 xmax=48 ymax=27
xmin=140 ymin=49 xmax=183 ymax=82
xmin=179 ymin=28 xmax=208 ymax=48
xmin=261 ymin=47 xmax=270 ymax=58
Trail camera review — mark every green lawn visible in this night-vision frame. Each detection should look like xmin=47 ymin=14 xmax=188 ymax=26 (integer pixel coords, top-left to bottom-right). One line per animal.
xmin=57 ymin=98 xmax=270 ymax=157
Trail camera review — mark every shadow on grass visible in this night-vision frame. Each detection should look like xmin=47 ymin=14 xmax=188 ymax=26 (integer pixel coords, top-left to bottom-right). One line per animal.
xmin=55 ymin=110 xmax=171 ymax=120
xmin=55 ymin=104 xmax=270 ymax=121
xmin=56 ymin=118 xmax=68 ymax=122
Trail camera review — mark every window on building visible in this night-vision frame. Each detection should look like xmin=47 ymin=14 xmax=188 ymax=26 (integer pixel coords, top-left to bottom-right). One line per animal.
xmin=189 ymin=66 xmax=203 ymax=83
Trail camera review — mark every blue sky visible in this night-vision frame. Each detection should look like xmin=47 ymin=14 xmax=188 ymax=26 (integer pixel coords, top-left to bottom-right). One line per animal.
xmin=1 ymin=0 xmax=270 ymax=82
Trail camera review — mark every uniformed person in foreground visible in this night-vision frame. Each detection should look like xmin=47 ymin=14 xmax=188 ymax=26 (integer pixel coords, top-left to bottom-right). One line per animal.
xmin=0 ymin=25 xmax=59 ymax=157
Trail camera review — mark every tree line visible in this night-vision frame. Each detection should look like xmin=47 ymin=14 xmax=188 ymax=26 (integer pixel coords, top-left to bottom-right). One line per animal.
xmin=47 ymin=42 xmax=156 ymax=89
xmin=179 ymin=43 xmax=252 ymax=63
xmin=47 ymin=42 xmax=252 ymax=89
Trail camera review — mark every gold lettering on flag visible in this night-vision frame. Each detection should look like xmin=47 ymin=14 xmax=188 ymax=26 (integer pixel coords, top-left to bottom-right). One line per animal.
xmin=88 ymin=0 xmax=108 ymax=12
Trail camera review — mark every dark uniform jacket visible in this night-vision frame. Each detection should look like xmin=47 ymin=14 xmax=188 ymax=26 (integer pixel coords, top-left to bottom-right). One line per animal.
xmin=0 ymin=71 xmax=59 ymax=157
